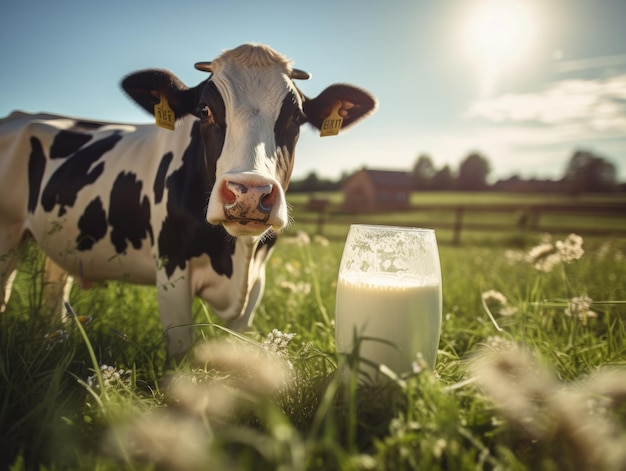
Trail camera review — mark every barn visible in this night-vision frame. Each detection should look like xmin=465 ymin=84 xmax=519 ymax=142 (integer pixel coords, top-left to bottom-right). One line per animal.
xmin=342 ymin=168 xmax=414 ymax=213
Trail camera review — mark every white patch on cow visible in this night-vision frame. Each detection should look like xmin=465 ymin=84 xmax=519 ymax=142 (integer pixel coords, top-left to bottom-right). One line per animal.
xmin=205 ymin=46 xmax=299 ymax=236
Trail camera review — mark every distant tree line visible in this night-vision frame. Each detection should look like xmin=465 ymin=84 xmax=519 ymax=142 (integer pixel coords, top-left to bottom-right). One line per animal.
xmin=289 ymin=149 xmax=623 ymax=194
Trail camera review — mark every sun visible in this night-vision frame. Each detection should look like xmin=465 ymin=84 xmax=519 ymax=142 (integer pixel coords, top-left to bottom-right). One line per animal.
xmin=459 ymin=0 xmax=538 ymax=94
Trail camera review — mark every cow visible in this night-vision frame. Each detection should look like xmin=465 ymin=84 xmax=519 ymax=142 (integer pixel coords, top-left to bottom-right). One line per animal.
xmin=0 ymin=43 xmax=376 ymax=359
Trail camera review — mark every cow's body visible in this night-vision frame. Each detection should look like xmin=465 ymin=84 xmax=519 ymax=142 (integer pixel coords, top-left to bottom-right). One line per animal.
xmin=0 ymin=44 xmax=376 ymax=359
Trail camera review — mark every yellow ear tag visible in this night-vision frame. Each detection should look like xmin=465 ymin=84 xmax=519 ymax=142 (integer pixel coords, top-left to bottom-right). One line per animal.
xmin=154 ymin=96 xmax=176 ymax=131
xmin=320 ymin=102 xmax=343 ymax=137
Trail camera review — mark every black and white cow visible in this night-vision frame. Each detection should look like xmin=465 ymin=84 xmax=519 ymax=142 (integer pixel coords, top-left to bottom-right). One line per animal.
xmin=0 ymin=44 xmax=376 ymax=359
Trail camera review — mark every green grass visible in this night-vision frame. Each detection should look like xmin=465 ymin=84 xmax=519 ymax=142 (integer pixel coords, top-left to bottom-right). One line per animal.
xmin=1 ymin=217 xmax=626 ymax=470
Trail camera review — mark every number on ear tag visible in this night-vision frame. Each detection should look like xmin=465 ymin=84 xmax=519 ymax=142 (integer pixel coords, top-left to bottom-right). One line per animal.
xmin=154 ymin=96 xmax=175 ymax=131
xmin=320 ymin=102 xmax=343 ymax=137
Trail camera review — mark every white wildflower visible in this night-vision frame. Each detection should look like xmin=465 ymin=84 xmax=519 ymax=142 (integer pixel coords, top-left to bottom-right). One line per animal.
xmin=527 ymin=233 xmax=584 ymax=272
xmin=482 ymin=289 xmax=517 ymax=316
xmin=556 ymin=233 xmax=584 ymax=262
xmin=482 ymin=289 xmax=508 ymax=306
xmin=283 ymin=230 xmax=311 ymax=247
xmin=87 ymin=364 xmax=132 ymax=390
xmin=504 ymin=249 xmax=526 ymax=265
xmin=313 ymin=234 xmax=330 ymax=247
xmin=498 ymin=305 xmax=518 ymax=317
xmin=262 ymin=329 xmax=296 ymax=356
xmin=564 ymin=295 xmax=597 ymax=320
xmin=485 ymin=335 xmax=517 ymax=352
xmin=283 ymin=261 xmax=300 ymax=276
xmin=527 ymin=242 xmax=560 ymax=272
xmin=279 ymin=280 xmax=311 ymax=295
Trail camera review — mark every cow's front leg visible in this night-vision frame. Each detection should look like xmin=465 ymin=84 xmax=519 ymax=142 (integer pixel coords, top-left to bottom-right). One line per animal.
xmin=227 ymin=265 xmax=266 ymax=332
xmin=156 ymin=267 xmax=194 ymax=361
xmin=42 ymin=257 xmax=73 ymax=317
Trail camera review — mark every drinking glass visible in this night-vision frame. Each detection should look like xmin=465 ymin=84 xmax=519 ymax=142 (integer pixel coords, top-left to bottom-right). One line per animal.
xmin=335 ymin=225 xmax=442 ymax=380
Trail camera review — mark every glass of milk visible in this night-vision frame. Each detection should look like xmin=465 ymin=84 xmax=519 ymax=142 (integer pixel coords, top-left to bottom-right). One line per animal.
xmin=335 ymin=225 xmax=442 ymax=381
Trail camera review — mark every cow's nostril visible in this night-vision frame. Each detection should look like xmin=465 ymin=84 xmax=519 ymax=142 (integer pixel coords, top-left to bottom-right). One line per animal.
xmin=221 ymin=182 xmax=237 ymax=206
xmin=259 ymin=185 xmax=276 ymax=212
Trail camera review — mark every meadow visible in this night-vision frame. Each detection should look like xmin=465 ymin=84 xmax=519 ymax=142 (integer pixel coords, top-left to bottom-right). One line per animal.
xmin=1 ymin=192 xmax=625 ymax=470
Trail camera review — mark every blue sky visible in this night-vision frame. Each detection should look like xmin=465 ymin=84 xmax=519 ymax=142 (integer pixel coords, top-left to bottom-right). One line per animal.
xmin=2 ymin=0 xmax=625 ymax=182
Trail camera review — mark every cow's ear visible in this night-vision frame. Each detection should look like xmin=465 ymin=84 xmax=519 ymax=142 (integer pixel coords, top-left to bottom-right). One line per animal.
xmin=121 ymin=69 xmax=205 ymax=117
xmin=302 ymin=84 xmax=377 ymax=132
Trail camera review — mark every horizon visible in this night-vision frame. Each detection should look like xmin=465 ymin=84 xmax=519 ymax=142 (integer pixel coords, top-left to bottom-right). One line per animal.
xmin=1 ymin=0 xmax=625 ymax=182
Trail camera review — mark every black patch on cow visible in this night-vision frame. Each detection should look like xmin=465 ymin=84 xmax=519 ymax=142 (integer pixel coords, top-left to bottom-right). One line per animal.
xmin=50 ymin=130 xmax=92 ymax=159
xmin=27 ymin=137 xmax=46 ymax=214
xmin=154 ymin=152 xmax=173 ymax=204
xmin=76 ymin=197 xmax=107 ymax=251
xmin=74 ymin=120 xmax=105 ymax=130
xmin=198 ymin=81 xmax=226 ymax=187
xmin=158 ymin=121 xmax=235 ymax=278
xmin=109 ymin=171 xmax=153 ymax=253
xmin=41 ymin=132 xmax=122 ymax=217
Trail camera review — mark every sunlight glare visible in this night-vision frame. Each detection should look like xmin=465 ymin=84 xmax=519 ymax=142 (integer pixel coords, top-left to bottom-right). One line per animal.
xmin=460 ymin=0 xmax=538 ymax=95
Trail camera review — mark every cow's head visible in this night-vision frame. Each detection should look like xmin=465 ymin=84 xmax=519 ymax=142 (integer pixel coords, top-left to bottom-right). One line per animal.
xmin=122 ymin=44 xmax=376 ymax=238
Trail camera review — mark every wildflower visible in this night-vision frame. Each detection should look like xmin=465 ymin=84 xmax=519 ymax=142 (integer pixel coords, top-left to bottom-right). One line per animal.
xmin=87 ymin=364 xmax=132 ymax=390
xmin=481 ymin=289 xmax=517 ymax=316
xmin=313 ymin=234 xmax=330 ymax=246
xmin=283 ymin=230 xmax=311 ymax=247
xmin=433 ymin=438 xmax=447 ymax=459
xmin=526 ymin=233 xmax=584 ymax=272
xmin=527 ymin=242 xmax=561 ymax=272
xmin=504 ymin=249 xmax=526 ymax=265
xmin=44 ymin=328 xmax=69 ymax=346
xmin=411 ymin=352 xmax=428 ymax=374
xmin=564 ymin=295 xmax=597 ymax=320
xmin=556 ymin=233 xmax=584 ymax=262
xmin=262 ymin=329 xmax=296 ymax=356
xmin=482 ymin=289 xmax=508 ymax=306
xmin=283 ymin=261 xmax=300 ymax=276
xmin=279 ymin=280 xmax=311 ymax=295
xmin=484 ymin=335 xmax=517 ymax=352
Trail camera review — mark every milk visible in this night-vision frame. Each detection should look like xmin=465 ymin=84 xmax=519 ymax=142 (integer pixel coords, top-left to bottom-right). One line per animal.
xmin=335 ymin=272 xmax=442 ymax=378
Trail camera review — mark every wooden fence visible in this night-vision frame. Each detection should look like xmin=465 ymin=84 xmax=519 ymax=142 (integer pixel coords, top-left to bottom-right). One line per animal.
xmin=291 ymin=202 xmax=626 ymax=244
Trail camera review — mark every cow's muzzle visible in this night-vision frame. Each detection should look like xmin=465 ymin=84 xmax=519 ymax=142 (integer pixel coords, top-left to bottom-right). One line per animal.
xmin=207 ymin=177 xmax=287 ymax=237
xmin=222 ymin=181 xmax=276 ymax=223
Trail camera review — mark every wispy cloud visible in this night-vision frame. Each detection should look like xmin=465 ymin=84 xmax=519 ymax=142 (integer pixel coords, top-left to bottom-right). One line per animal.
xmin=554 ymin=54 xmax=626 ymax=73
xmin=466 ymin=74 xmax=626 ymax=135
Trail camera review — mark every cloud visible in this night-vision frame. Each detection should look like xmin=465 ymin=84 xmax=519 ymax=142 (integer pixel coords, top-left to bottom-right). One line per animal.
xmin=466 ymin=74 xmax=626 ymax=135
xmin=554 ymin=54 xmax=626 ymax=73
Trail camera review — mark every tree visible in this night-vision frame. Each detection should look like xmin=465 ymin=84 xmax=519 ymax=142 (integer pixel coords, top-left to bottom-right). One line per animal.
xmin=563 ymin=150 xmax=617 ymax=194
xmin=412 ymin=154 xmax=436 ymax=190
xmin=431 ymin=165 xmax=455 ymax=191
xmin=456 ymin=152 xmax=491 ymax=191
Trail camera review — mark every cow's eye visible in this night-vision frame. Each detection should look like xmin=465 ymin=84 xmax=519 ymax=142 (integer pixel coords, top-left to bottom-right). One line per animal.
xmin=197 ymin=104 xmax=219 ymax=126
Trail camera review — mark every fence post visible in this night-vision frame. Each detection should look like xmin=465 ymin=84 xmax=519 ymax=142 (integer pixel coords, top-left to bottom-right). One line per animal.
xmin=453 ymin=206 xmax=464 ymax=245
xmin=316 ymin=211 xmax=326 ymax=236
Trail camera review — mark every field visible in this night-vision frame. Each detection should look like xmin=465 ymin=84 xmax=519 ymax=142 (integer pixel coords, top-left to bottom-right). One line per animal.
xmin=1 ymin=192 xmax=626 ymax=470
